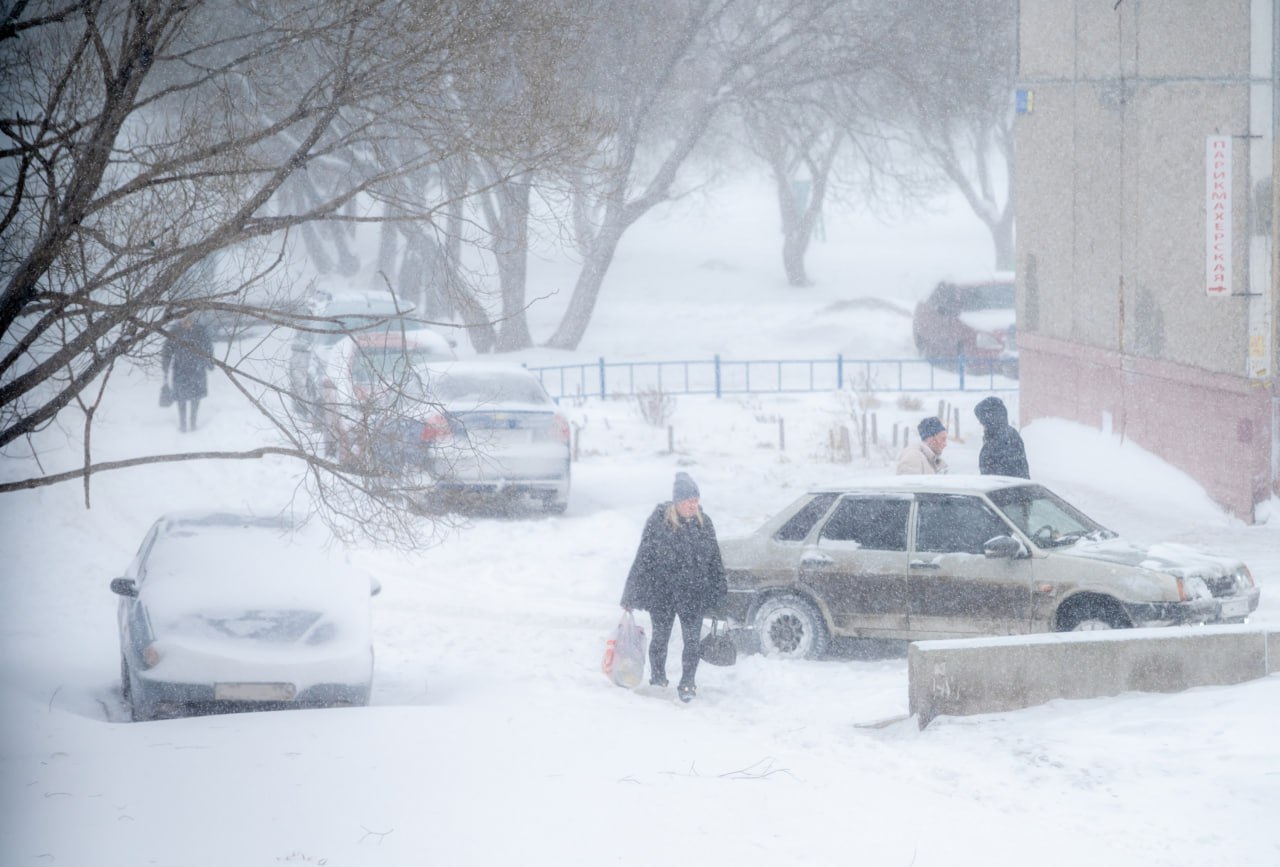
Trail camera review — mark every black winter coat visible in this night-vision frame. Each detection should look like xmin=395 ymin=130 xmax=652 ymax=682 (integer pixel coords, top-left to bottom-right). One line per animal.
xmin=975 ymin=396 xmax=1030 ymax=479
xmin=621 ymin=503 xmax=728 ymax=615
xmin=162 ymin=321 xmax=214 ymax=401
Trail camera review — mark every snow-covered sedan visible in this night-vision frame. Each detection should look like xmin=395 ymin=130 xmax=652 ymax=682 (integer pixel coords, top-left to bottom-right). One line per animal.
xmin=720 ymin=477 xmax=1260 ymax=658
xmin=110 ymin=512 xmax=379 ymax=721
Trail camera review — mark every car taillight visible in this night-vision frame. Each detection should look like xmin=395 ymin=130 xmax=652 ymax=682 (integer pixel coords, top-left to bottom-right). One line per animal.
xmin=142 ymin=643 xmax=162 ymax=669
xmin=1176 ymin=577 xmax=1188 ymax=601
xmin=1238 ymin=566 xmax=1255 ymax=587
xmin=551 ymin=414 xmax=570 ymax=444
xmin=420 ymin=412 xmax=451 ymax=442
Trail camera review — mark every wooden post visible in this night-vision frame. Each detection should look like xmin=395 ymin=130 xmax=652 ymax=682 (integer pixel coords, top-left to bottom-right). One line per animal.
xmin=667 ymin=424 xmax=674 ymax=453
xmin=779 ymin=418 xmax=786 ymax=451
xmin=871 ymin=412 xmax=878 ymax=445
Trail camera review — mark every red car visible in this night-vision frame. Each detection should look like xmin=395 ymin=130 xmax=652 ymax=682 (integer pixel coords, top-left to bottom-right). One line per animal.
xmin=912 ymin=277 xmax=1017 ymax=378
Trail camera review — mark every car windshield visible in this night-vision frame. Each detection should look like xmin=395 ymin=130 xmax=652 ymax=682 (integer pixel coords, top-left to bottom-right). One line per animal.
xmin=986 ymin=484 xmax=1117 ymax=547
xmin=962 ymin=282 xmax=1015 ymax=310
xmin=352 ymin=348 xmax=447 ymax=386
xmin=429 ymin=371 xmax=551 ymax=406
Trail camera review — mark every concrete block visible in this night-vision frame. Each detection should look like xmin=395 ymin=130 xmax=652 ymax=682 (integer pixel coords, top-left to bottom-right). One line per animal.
xmin=908 ymin=627 xmax=1272 ymax=729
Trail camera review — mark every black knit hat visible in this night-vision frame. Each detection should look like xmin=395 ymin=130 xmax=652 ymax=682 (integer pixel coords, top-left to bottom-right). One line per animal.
xmin=918 ymin=416 xmax=946 ymax=440
xmin=673 ymin=472 xmax=700 ymax=502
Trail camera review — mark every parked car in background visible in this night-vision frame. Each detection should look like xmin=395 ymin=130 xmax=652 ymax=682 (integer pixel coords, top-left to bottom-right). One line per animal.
xmin=377 ymin=362 xmax=572 ymax=513
xmin=720 ymin=477 xmax=1259 ymax=659
xmin=287 ymin=291 xmax=424 ymax=421
xmin=317 ymin=329 xmax=457 ymax=462
xmin=913 ymin=276 xmax=1018 ymax=377
xmin=110 ymin=512 xmax=380 ymax=721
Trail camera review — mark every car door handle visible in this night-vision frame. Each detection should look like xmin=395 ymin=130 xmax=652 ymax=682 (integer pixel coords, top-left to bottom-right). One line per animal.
xmin=910 ymin=560 xmax=941 ymax=570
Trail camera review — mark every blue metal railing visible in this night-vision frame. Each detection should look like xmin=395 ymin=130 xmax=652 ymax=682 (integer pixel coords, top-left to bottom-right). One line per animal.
xmin=527 ymin=355 xmax=1017 ymax=401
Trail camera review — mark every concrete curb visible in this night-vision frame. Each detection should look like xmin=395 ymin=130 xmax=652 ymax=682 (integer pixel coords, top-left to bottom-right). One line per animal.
xmin=908 ymin=626 xmax=1277 ymax=729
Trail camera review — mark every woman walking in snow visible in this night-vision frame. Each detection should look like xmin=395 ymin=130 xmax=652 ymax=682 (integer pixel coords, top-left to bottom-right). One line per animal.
xmin=162 ymin=314 xmax=214 ymax=432
xmin=621 ymin=472 xmax=727 ymax=702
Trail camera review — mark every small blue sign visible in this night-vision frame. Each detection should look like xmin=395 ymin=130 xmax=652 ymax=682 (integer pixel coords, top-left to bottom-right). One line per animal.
xmin=1016 ymin=89 xmax=1034 ymax=115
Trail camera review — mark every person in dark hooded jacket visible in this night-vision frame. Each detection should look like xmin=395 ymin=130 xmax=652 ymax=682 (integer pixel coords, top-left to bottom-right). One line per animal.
xmin=974 ymin=396 xmax=1030 ymax=478
xmin=162 ymin=314 xmax=214 ymax=432
xmin=621 ymin=472 xmax=727 ymax=702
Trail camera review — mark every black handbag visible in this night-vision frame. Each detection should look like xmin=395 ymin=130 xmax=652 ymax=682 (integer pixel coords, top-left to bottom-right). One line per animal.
xmin=699 ymin=620 xmax=737 ymax=667
xmin=159 ymin=383 xmax=174 ymax=408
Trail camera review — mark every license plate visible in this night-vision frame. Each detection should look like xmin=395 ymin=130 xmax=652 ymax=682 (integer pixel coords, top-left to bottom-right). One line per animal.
xmin=215 ymin=682 xmax=296 ymax=701
xmin=1219 ymin=598 xmax=1250 ymax=619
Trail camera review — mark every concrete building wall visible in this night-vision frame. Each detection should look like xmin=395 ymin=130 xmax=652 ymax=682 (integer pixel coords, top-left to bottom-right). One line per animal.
xmin=1016 ymin=0 xmax=1278 ymax=520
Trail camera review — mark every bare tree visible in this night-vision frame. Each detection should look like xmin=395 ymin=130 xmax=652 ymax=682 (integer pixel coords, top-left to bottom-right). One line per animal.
xmin=894 ymin=0 xmax=1018 ymax=271
xmin=542 ymin=0 xmax=902 ymax=348
xmin=0 ymin=0 xmax=592 ymax=542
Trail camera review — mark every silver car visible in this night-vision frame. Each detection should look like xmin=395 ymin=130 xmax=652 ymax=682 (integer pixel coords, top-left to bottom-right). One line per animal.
xmin=720 ymin=477 xmax=1260 ymax=658
xmin=384 ymin=362 xmax=572 ymax=513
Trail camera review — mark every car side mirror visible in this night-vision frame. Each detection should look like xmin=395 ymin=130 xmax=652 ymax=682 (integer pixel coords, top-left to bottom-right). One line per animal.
xmin=110 ymin=577 xmax=139 ymax=597
xmin=983 ymin=535 xmax=1024 ymax=559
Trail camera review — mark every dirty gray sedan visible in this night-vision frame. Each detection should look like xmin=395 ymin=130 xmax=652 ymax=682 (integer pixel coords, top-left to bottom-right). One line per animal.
xmin=720 ymin=477 xmax=1260 ymax=658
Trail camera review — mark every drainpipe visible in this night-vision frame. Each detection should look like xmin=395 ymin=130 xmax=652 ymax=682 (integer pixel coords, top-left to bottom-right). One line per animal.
xmin=1248 ymin=0 xmax=1279 ymax=516
xmin=1247 ymin=0 xmax=1275 ymax=384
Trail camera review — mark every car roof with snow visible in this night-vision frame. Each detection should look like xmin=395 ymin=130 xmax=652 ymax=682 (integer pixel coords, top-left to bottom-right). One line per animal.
xmin=805 ymin=474 xmax=1037 ymax=497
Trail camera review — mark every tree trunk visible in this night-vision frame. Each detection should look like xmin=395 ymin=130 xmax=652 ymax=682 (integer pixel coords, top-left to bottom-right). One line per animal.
xmin=444 ymin=161 xmax=497 ymax=353
xmin=494 ymin=180 xmax=533 ymax=351
xmin=992 ymin=209 xmax=1015 ymax=272
xmin=545 ymin=222 xmax=625 ymax=350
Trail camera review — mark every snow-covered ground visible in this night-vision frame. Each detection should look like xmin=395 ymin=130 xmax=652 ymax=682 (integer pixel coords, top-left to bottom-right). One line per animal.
xmin=2 ymin=180 xmax=1278 ymax=866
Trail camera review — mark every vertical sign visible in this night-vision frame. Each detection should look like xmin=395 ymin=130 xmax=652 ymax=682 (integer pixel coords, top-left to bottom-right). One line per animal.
xmin=1205 ymin=135 xmax=1232 ymax=297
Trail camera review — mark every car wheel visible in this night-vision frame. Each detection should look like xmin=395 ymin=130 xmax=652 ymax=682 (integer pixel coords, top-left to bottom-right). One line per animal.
xmin=754 ymin=594 xmax=829 ymax=659
xmin=1055 ymin=596 xmax=1130 ymax=632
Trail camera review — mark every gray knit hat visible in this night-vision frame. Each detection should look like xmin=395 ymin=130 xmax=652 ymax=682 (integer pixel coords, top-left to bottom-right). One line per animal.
xmin=673 ymin=471 xmax=700 ymax=502
xmin=918 ymin=416 xmax=947 ymax=440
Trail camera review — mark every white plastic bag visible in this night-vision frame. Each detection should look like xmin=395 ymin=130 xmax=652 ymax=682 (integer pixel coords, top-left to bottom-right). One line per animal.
xmin=602 ymin=611 xmax=647 ymax=688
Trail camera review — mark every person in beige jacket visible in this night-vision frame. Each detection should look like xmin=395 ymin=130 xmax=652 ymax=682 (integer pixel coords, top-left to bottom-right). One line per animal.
xmin=896 ymin=416 xmax=949 ymax=474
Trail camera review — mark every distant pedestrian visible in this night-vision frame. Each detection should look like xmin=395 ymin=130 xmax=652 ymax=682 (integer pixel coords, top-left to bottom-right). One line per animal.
xmin=620 ymin=472 xmax=727 ymax=703
xmin=162 ymin=314 xmax=214 ymax=432
xmin=974 ymin=396 xmax=1030 ymax=478
xmin=896 ymin=416 xmax=949 ymax=475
